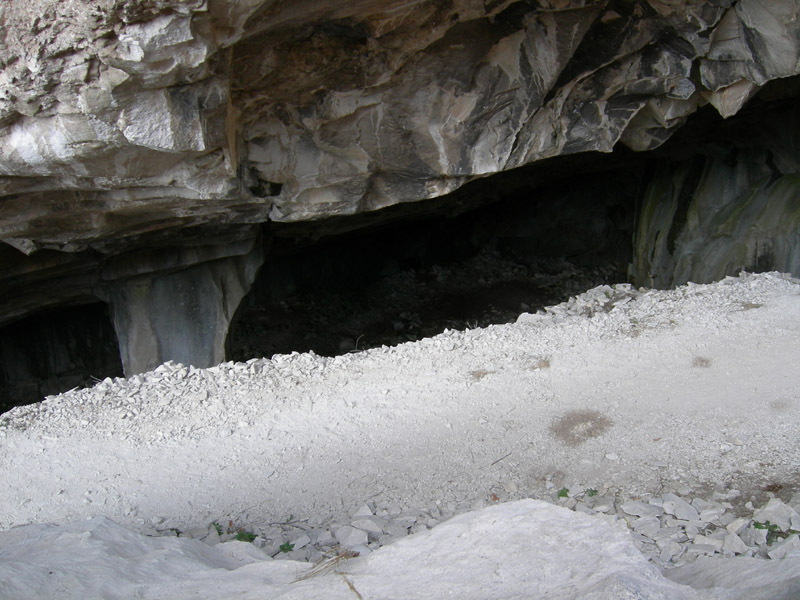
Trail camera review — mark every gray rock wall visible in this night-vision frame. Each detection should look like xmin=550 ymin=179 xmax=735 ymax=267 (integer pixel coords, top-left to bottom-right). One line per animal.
xmin=98 ymin=237 xmax=264 ymax=375
xmin=2 ymin=0 xmax=800 ymax=378
xmin=3 ymin=0 xmax=800 ymax=250
xmin=631 ymin=100 xmax=800 ymax=288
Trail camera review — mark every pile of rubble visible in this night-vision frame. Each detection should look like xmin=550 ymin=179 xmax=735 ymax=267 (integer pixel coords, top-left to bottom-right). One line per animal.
xmin=170 ymin=490 xmax=800 ymax=569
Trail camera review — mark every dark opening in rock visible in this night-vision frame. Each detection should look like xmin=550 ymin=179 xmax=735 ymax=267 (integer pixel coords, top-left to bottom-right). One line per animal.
xmin=0 ymin=303 xmax=123 ymax=411
xmin=226 ymin=157 xmax=639 ymax=360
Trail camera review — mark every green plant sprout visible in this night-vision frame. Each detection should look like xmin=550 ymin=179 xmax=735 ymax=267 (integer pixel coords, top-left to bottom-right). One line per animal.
xmin=753 ymin=521 xmax=799 ymax=545
xmin=235 ymin=530 xmax=257 ymax=543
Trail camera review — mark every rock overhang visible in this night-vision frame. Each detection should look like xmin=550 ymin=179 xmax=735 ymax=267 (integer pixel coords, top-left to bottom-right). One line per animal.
xmin=2 ymin=0 xmax=800 ymax=378
xmin=3 ymin=0 xmax=800 ymax=252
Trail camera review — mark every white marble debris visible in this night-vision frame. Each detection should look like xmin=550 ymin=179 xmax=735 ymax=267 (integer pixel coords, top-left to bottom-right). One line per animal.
xmin=767 ymin=534 xmax=800 ymax=560
xmin=722 ymin=532 xmax=749 ymax=555
xmin=621 ymin=500 xmax=662 ymax=518
xmin=179 ymin=489 xmax=800 ymax=571
xmin=351 ymin=515 xmax=386 ymax=535
xmin=630 ymin=516 xmax=662 ymax=537
xmin=289 ymin=532 xmax=311 ymax=550
xmin=662 ymin=493 xmax=700 ymax=521
xmin=753 ymin=498 xmax=800 ymax=532
xmin=334 ymin=525 xmax=368 ymax=548
xmin=740 ymin=526 xmax=768 ymax=548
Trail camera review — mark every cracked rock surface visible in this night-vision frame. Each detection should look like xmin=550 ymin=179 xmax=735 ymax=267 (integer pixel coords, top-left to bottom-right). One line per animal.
xmin=2 ymin=0 xmax=800 ymax=252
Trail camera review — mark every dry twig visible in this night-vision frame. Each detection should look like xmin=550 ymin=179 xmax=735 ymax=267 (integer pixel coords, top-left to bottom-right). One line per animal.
xmin=294 ymin=548 xmax=360 ymax=582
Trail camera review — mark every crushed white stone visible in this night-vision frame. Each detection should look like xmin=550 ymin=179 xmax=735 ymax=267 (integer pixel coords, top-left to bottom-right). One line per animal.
xmin=1 ymin=272 xmax=799 ymax=572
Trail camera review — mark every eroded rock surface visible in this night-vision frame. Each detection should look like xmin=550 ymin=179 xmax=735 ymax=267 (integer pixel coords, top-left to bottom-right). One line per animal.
xmin=3 ymin=1 xmax=800 ymax=249
xmin=2 ymin=0 xmax=800 ymax=374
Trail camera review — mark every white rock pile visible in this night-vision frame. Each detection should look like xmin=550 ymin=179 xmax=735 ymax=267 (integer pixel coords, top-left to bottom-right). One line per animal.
xmin=177 ymin=488 xmax=800 ymax=570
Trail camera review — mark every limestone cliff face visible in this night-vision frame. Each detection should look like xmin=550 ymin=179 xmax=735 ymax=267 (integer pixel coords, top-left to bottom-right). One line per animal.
xmin=2 ymin=0 xmax=799 ymax=251
xmin=1 ymin=0 xmax=800 ymax=374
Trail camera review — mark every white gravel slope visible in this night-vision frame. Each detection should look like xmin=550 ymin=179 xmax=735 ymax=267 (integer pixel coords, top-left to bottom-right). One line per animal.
xmin=1 ymin=272 xmax=799 ymax=540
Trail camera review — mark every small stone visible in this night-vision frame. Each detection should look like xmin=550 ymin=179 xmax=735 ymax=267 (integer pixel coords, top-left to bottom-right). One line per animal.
xmin=662 ymin=493 xmax=699 ymax=521
xmin=427 ymin=505 xmax=442 ymax=519
xmin=686 ymin=544 xmax=718 ymax=557
xmin=334 ymin=526 xmax=368 ymax=548
xmin=409 ymin=523 xmax=428 ymax=535
xmin=605 ymin=453 xmax=619 ymax=461
xmin=349 ymin=544 xmax=372 ymax=557
xmin=621 ymin=501 xmax=662 ymax=518
xmin=378 ymin=533 xmax=406 ymax=545
xmin=693 ymin=534 xmax=724 ymax=552
xmin=204 ymin=525 xmax=221 ymax=546
xmin=657 ymin=539 xmax=682 ymax=562
xmin=629 ymin=532 xmax=654 ymax=545
xmin=591 ymin=496 xmax=615 ymax=513
xmin=683 ymin=523 xmax=700 ymax=540
xmin=767 ymin=534 xmax=800 ymax=560
xmin=351 ymin=504 xmax=374 ymax=518
xmin=722 ymin=532 xmax=748 ymax=555
xmin=698 ymin=508 xmax=725 ymax=523
xmin=753 ymin=498 xmax=800 ymax=532
xmin=394 ymin=515 xmax=419 ymax=528
xmin=717 ymin=513 xmax=735 ymax=527
xmin=631 ymin=516 xmax=661 ymax=537
xmin=740 ymin=526 xmax=768 ymax=548
xmin=726 ymin=518 xmax=750 ymax=535
xmin=351 ymin=515 xmax=386 ymax=534
xmin=382 ymin=521 xmax=411 ymax=537
xmin=262 ymin=540 xmax=285 ymax=556
xmin=286 ymin=548 xmax=308 ymax=561
xmin=261 ymin=526 xmax=284 ymax=540
xmin=289 ymin=533 xmax=311 ymax=550
xmin=651 ymin=526 xmax=684 ymax=541
xmin=306 ymin=548 xmax=324 ymax=564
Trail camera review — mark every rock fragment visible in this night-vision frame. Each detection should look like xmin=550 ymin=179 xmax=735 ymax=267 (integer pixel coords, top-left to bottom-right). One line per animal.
xmin=767 ymin=535 xmax=800 ymax=560
xmin=662 ymin=493 xmax=699 ymax=521
xmin=753 ymin=498 xmax=800 ymax=532
xmin=334 ymin=526 xmax=368 ymax=548
xmin=621 ymin=500 xmax=662 ymax=518
xmin=722 ymin=532 xmax=749 ymax=555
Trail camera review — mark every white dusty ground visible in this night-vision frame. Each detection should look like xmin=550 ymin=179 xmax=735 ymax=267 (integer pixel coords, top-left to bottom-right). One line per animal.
xmin=1 ymin=272 xmax=800 ymax=598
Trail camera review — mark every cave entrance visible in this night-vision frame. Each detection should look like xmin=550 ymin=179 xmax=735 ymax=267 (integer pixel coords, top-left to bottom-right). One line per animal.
xmin=229 ymin=81 xmax=800 ymax=363
xmin=0 ymin=302 xmax=124 ymax=412
xmin=227 ymin=154 xmax=641 ymax=361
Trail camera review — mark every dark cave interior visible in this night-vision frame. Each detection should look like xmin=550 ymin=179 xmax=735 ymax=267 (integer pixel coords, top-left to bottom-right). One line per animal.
xmin=0 ymin=303 xmax=123 ymax=413
xmin=2 ymin=82 xmax=800 ymax=411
